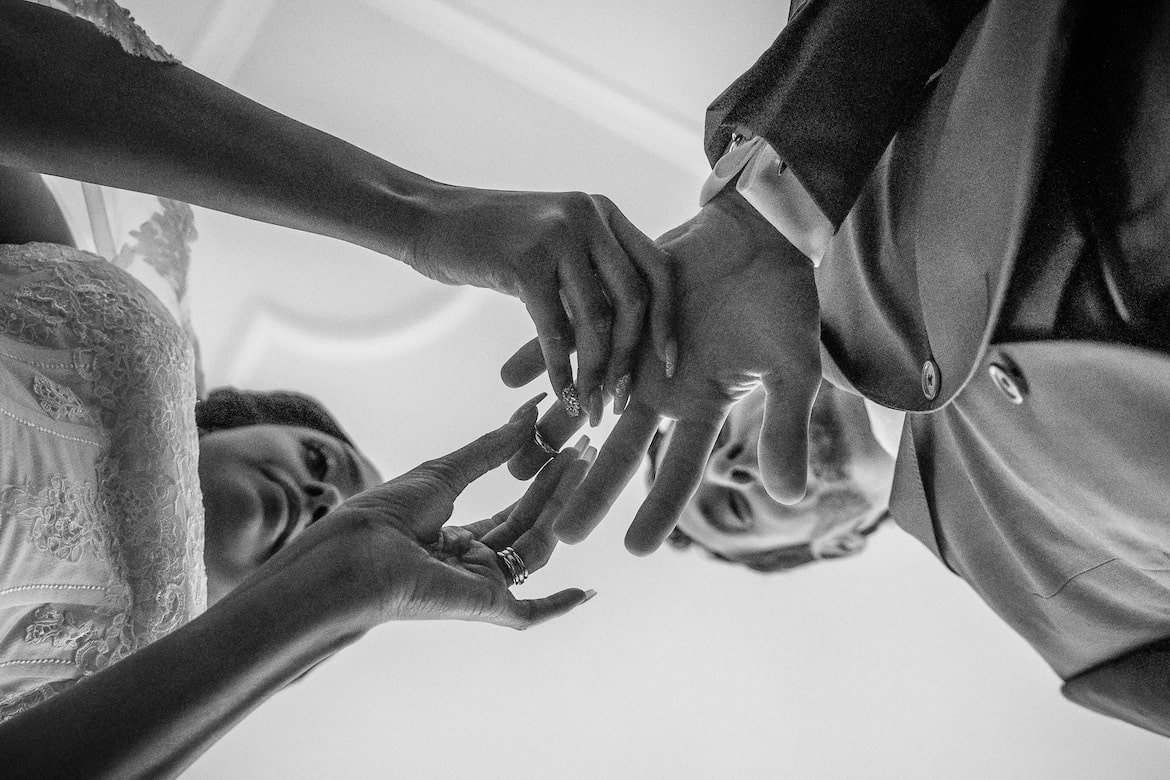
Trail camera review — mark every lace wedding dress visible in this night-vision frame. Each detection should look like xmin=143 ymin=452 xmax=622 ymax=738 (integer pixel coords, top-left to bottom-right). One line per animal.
xmin=0 ymin=1 xmax=205 ymax=722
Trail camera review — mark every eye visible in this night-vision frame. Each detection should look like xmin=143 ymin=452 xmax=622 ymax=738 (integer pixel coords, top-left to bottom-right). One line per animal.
xmin=301 ymin=438 xmax=335 ymax=481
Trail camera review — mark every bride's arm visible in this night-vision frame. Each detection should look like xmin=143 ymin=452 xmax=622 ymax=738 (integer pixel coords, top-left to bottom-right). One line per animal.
xmin=0 ymin=1 xmax=677 ymax=417
xmin=0 ymin=408 xmax=587 ymax=779
xmin=0 ymin=530 xmax=368 ymax=779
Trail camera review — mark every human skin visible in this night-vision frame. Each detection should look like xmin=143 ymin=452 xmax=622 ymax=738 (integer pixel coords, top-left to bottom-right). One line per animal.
xmin=197 ymin=424 xmax=382 ymax=604
xmin=0 ymin=406 xmax=594 ymax=779
xmin=0 ymin=0 xmax=675 ymax=425
xmin=669 ymin=383 xmax=894 ymax=560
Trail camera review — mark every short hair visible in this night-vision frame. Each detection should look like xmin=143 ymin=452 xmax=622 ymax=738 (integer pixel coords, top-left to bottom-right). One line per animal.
xmin=649 ymin=427 xmax=887 ymax=574
xmin=195 ymin=387 xmax=353 ymax=445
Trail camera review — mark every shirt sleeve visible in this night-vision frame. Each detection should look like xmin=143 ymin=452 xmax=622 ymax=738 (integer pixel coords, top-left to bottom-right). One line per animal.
xmin=699 ymin=132 xmax=835 ymax=266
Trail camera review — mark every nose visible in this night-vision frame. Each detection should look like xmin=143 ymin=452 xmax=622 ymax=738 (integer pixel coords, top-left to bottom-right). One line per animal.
xmin=706 ymin=437 xmax=761 ymax=488
xmin=303 ymin=481 xmax=343 ymax=523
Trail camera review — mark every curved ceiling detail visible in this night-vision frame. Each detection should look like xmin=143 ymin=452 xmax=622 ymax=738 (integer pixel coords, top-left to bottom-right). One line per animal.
xmin=212 ymin=284 xmax=485 ymax=385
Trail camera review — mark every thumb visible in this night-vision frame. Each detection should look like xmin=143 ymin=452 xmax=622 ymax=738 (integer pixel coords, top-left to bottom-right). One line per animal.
xmin=758 ymin=372 xmax=820 ymax=504
xmin=430 ymin=394 xmax=545 ymax=497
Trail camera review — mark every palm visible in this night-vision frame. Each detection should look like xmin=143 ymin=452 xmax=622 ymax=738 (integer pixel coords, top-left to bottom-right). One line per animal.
xmin=306 ymin=409 xmax=590 ymax=631
xmin=537 ymin=190 xmax=823 ymax=553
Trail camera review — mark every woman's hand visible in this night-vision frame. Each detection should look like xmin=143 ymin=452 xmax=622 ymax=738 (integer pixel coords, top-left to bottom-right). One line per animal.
xmin=406 ymin=185 xmax=677 ymax=428
xmin=497 ymin=189 xmax=823 ymax=554
xmin=300 ymin=398 xmax=595 ymax=630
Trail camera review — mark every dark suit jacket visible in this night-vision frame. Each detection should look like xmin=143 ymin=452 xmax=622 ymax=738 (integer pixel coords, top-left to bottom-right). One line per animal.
xmin=706 ymin=0 xmax=1170 ymax=736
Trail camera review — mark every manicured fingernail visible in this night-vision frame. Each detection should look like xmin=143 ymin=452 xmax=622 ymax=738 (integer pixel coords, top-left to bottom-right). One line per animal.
xmin=509 ymin=391 xmax=548 ymax=422
xmin=560 ymin=384 xmax=580 ymax=417
xmin=664 ymin=339 xmax=678 ymax=379
xmin=582 ymin=445 xmax=598 ymax=466
xmin=586 ymin=388 xmax=603 ymax=427
xmin=572 ymin=435 xmax=590 ymax=452
xmin=612 ymin=374 xmax=630 ymax=414
xmin=582 ymin=589 xmax=598 ymax=603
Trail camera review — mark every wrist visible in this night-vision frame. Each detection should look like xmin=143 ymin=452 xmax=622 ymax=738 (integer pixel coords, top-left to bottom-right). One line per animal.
xmin=346 ymin=165 xmax=451 ymax=264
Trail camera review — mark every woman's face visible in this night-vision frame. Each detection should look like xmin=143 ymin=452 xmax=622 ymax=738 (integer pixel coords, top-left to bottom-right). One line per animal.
xmin=668 ymin=383 xmax=895 ymax=561
xmin=198 ymin=424 xmax=381 ymax=603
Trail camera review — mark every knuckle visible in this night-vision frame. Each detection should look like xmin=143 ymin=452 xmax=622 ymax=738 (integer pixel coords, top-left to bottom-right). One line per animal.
xmin=585 ymin=313 xmax=612 ymax=336
xmin=591 ymin=193 xmax=615 ymax=212
xmin=416 ymin=458 xmax=463 ymax=491
xmin=561 ymin=191 xmax=595 ymax=219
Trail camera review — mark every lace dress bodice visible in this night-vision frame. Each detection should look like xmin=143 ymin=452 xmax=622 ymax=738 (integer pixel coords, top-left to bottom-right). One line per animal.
xmin=0 ymin=244 xmax=205 ymax=721
xmin=0 ymin=1 xmax=204 ymax=721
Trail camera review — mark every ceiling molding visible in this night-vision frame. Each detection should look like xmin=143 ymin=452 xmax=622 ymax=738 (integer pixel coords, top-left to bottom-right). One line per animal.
xmin=356 ymin=0 xmax=710 ymax=179
xmin=183 ymin=0 xmax=279 ymax=83
xmin=210 ymin=286 xmax=486 ymax=386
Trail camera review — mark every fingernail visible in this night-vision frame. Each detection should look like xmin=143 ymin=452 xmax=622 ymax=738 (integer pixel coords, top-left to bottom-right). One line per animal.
xmin=510 ymin=391 xmax=548 ymax=422
xmin=582 ymin=589 xmax=598 ymax=603
xmin=560 ymin=384 xmax=580 ymax=417
xmin=586 ymin=389 xmax=603 ymax=427
xmin=664 ymin=339 xmax=678 ymax=379
xmin=582 ymin=445 xmax=598 ymax=466
xmin=572 ymin=434 xmax=590 ymax=452
xmin=612 ymin=374 xmax=630 ymax=414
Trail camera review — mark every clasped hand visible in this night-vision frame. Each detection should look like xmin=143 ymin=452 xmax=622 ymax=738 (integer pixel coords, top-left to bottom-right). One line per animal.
xmin=501 ymin=188 xmax=823 ymax=554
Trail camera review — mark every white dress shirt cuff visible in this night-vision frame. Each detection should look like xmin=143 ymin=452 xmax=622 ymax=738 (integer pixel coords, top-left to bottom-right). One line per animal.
xmin=699 ymin=134 xmax=834 ymax=266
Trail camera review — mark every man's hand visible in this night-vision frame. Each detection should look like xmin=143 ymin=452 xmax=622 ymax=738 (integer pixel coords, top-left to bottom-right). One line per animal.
xmin=408 ymin=186 xmax=676 ymax=427
xmin=502 ymin=189 xmax=822 ymax=554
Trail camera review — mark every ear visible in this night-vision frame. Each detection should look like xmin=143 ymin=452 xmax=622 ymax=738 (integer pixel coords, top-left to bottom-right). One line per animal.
xmin=809 ymin=529 xmax=867 ymax=560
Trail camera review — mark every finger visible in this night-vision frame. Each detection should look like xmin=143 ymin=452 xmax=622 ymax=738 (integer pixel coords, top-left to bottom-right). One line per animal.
xmin=758 ymin=370 xmax=821 ymax=504
xmin=509 ymin=444 xmax=596 ymax=572
xmin=508 ymin=402 xmax=588 ymax=480
xmin=431 ymin=525 xmax=476 ymax=559
xmin=554 ymin=402 xmax=660 ymax=544
xmin=587 ymin=216 xmax=648 ymax=415
xmin=558 ymin=256 xmax=612 ymax=426
xmin=419 ymin=397 xmax=541 ymax=521
xmin=501 ymin=337 xmax=550 ymax=388
xmin=623 ymin=415 xmax=721 ymax=554
xmin=482 ymin=441 xmax=582 ymax=549
xmin=460 ymin=500 xmax=518 ymax=541
xmin=520 ymin=281 xmax=576 ymax=409
xmin=495 ymin=588 xmax=595 ymax=631
xmin=607 ymin=205 xmax=677 ymax=376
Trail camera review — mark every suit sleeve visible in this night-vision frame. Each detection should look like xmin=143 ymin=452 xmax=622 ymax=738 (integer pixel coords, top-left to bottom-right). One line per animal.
xmin=704 ymin=0 xmax=986 ymax=230
xmin=1061 ymin=638 xmax=1170 ymax=738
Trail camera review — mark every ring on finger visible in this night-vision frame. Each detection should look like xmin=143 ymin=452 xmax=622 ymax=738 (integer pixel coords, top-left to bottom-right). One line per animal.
xmin=497 ymin=546 xmax=530 ymax=586
xmin=532 ymin=425 xmax=558 ymax=456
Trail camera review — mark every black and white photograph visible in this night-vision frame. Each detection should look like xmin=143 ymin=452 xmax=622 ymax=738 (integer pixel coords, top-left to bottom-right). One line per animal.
xmin=2 ymin=0 xmax=1169 ymax=776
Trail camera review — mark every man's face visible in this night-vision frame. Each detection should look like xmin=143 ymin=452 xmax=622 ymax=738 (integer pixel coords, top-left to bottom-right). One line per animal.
xmin=663 ymin=383 xmax=896 ymax=563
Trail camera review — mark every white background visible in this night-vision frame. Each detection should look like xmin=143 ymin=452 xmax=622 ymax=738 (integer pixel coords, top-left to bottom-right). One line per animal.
xmin=120 ymin=1 xmax=1170 ymax=776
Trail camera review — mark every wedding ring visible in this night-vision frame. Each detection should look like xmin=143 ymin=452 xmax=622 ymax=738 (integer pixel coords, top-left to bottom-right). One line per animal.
xmin=497 ymin=546 xmax=529 ymax=587
xmin=532 ymin=425 xmax=558 ymax=456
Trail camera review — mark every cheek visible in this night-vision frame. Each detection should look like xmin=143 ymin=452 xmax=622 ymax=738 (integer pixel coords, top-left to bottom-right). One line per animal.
xmin=199 ymin=468 xmax=268 ymax=570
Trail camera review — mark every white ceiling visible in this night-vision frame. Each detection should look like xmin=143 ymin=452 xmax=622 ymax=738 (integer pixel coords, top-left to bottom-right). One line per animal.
xmin=118 ymin=1 xmax=1170 ymax=776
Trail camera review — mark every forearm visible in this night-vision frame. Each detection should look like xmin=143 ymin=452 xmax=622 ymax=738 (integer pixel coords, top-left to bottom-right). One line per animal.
xmin=0 ymin=0 xmax=437 ymax=260
xmin=0 ymin=545 xmax=368 ymax=779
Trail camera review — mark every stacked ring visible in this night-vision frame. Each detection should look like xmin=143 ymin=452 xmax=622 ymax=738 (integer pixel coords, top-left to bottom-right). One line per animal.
xmin=496 ymin=546 xmax=529 ymax=586
xmin=532 ymin=425 xmax=558 ymax=456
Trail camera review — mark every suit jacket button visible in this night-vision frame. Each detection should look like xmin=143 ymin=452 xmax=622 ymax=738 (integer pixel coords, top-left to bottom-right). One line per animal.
xmin=988 ymin=359 xmax=1026 ymax=404
xmin=921 ymin=359 xmax=940 ymax=400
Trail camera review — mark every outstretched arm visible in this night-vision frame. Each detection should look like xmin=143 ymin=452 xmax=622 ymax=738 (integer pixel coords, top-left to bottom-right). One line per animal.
xmin=0 ymin=404 xmax=591 ymax=778
xmin=0 ymin=0 xmax=675 ymax=420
